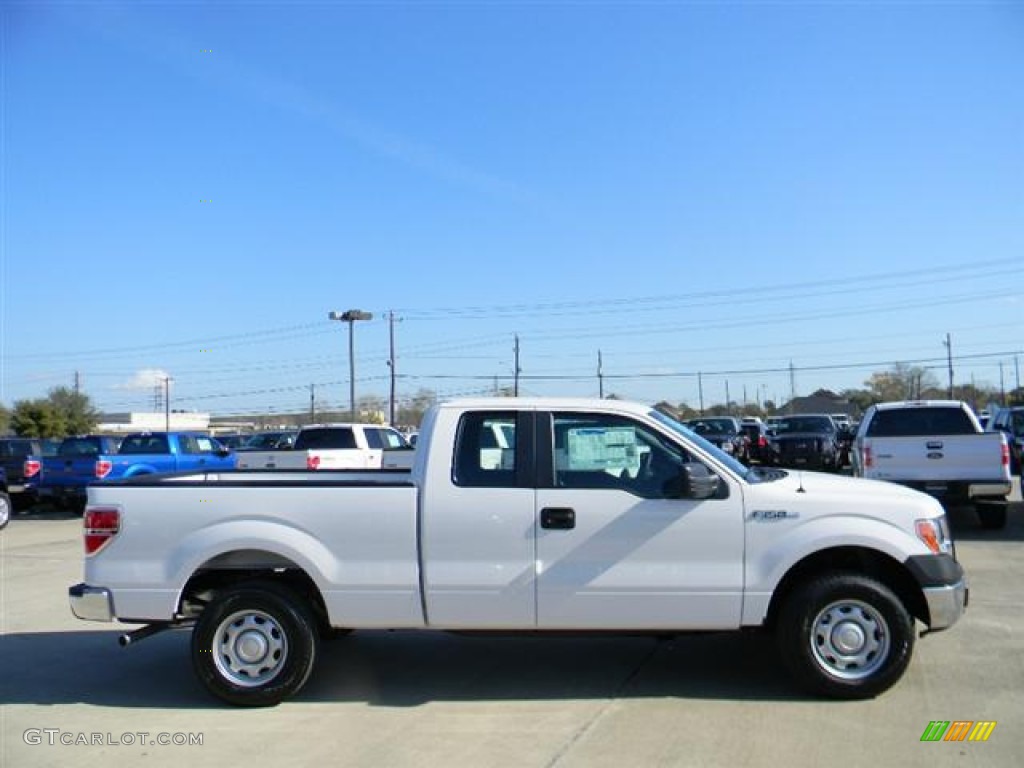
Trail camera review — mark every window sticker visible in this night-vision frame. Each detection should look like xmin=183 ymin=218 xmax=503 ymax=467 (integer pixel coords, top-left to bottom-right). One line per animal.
xmin=567 ymin=427 xmax=640 ymax=472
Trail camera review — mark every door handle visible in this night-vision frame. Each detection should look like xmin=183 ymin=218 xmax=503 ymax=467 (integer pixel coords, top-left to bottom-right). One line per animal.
xmin=541 ymin=507 xmax=575 ymax=530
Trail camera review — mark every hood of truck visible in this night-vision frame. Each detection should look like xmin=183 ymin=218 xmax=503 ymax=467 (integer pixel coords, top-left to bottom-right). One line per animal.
xmin=746 ymin=468 xmax=945 ymax=523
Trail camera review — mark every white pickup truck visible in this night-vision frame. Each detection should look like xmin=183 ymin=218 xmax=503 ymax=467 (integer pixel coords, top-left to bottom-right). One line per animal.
xmin=235 ymin=423 xmax=414 ymax=471
xmin=70 ymin=398 xmax=967 ymax=706
xmin=851 ymin=400 xmax=1012 ymax=530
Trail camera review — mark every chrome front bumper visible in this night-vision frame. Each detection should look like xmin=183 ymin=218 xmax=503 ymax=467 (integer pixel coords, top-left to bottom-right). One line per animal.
xmin=922 ymin=578 xmax=968 ymax=632
xmin=69 ymin=583 xmax=114 ymax=622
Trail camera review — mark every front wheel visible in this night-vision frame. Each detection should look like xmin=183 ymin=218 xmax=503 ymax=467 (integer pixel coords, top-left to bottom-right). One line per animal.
xmin=192 ymin=581 xmax=318 ymax=707
xmin=776 ymin=573 xmax=914 ymax=699
xmin=0 ymin=492 xmax=11 ymax=530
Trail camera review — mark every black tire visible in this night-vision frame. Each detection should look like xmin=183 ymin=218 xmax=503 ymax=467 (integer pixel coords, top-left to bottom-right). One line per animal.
xmin=976 ymin=501 xmax=1007 ymax=531
xmin=192 ymin=580 xmax=318 ymax=707
xmin=0 ymin=492 xmax=11 ymax=530
xmin=776 ymin=572 xmax=914 ymax=699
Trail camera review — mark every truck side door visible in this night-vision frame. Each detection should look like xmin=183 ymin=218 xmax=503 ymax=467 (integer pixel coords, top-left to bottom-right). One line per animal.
xmin=420 ymin=410 xmax=537 ymax=628
xmin=535 ymin=411 xmax=745 ymax=630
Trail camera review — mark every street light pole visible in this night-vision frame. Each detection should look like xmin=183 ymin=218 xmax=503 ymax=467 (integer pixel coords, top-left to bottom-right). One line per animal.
xmin=329 ymin=310 xmax=373 ymax=421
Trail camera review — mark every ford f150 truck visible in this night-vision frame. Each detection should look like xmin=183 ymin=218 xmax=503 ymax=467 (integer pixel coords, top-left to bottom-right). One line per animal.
xmin=235 ymin=423 xmax=413 ymax=471
xmin=25 ymin=435 xmax=123 ymax=511
xmin=97 ymin=432 xmax=237 ymax=480
xmin=69 ymin=398 xmax=967 ymax=706
xmin=31 ymin=433 xmax=236 ymax=512
xmin=1 ymin=437 xmax=49 ymax=510
xmin=851 ymin=400 xmax=1012 ymax=529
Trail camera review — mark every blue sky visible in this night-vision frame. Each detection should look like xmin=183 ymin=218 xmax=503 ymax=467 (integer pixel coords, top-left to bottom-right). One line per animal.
xmin=2 ymin=1 xmax=1022 ymax=418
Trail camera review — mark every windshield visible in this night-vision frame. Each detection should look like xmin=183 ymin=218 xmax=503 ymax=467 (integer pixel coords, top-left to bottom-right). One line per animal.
xmin=685 ymin=418 xmax=738 ymax=435
xmin=775 ymin=416 xmax=835 ymax=434
xmin=648 ymin=409 xmax=759 ymax=482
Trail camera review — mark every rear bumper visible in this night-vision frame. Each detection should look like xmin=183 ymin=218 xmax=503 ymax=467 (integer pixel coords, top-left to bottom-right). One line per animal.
xmin=890 ymin=480 xmax=1010 ymax=502
xmin=39 ymin=485 xmax=88 ymax=500
xmin=69 ymin=583 xmax=114 ymax=622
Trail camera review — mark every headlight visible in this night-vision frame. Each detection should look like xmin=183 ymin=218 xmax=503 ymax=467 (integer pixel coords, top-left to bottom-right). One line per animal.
xmin=916 ymin=517 xmax=953 ymax=555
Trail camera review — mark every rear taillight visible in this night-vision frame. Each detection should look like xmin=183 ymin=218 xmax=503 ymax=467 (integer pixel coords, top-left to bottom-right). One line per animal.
xmin=95 ymin=460 xmax=112 ymax=479
xmin=863 ymin=443 xmax=873 ymax=469
xmin=24 ymin=459 xmax=41 ymax=478
xmin=84 ymin=508 xmax=120 ymax=555
xmin=1001 ymin=441 xmax=1010 ymax=468
xmin=307 ymin=454 xmax=321 ymax=470
xmin=758 ymin=436 xmax=767 ymax=448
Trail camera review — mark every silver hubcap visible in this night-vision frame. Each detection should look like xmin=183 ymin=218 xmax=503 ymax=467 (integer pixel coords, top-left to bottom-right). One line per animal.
xmin=212 ymin=610 xmax=288 ymax=687
xmin=810 ymin=599 xmax=890 ymax=680
xmin=0 ymin=498 xmax=9 ymax=527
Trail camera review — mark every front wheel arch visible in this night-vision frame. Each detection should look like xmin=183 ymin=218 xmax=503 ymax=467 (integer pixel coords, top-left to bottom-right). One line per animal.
xmin=764 ymin=546 xmax=928 ymax=629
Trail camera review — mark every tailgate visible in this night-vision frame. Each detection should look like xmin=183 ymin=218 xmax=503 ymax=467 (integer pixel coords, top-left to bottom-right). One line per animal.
xmin=41 ymin=457 xmax=96 ymax=487
xmin=236 ymin=451 xmax=307 ymax=469
xmin=864 ymin=434 xmax=1008 ymax=484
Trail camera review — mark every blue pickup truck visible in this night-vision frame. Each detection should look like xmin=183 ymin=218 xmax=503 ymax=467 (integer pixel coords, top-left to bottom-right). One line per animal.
xmin=30 ymin=432 xmax=236 ymax=512
xmin=28 ymin=435 xmax=123 ymax=510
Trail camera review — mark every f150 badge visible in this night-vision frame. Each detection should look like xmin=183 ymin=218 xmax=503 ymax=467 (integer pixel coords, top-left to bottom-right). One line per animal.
xmin=749 ymin=510 xmax=797 ymax=521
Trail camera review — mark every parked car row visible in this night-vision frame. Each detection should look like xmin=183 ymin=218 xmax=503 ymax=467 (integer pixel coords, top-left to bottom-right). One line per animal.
xmin=3 ymin=424 xmax=416 ymax=517
xmin=684 ymin=414 xmax=854 ymax=471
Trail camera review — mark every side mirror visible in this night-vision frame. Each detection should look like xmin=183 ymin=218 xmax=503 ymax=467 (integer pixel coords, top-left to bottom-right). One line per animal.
xmin=216 ymin=447 xmax=233 ymax=458
xmin=677 ymin=462 xmax=720 ymax=500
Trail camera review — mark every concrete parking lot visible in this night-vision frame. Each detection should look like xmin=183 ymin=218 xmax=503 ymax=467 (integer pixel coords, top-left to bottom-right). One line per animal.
xmin=2 ymin=486 xmax=1022 ymax=768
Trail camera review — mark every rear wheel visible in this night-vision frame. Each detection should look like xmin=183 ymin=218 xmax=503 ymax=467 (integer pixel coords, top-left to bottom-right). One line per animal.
xmin=976 ymin=500 xmax=1007 ymax=530
xmin=192 ymin=581 xmax=318 ymax=707
xmin=777 ymin=573 xmax=914 ymax=699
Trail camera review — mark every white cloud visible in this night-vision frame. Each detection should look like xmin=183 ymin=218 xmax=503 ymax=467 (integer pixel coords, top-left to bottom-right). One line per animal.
xmin=118 ymin=368 xmax=172 ymax=391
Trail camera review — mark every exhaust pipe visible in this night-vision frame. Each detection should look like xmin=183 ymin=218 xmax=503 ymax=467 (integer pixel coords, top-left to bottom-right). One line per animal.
xmin=119 ymin=622 xmax=178 ymax=647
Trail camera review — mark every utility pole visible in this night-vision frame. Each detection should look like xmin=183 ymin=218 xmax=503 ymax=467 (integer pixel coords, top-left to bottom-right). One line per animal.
xmin=388 ymin=311 xmax=397 ymax=426
xmin=513 ymin=334 xmax=521 ymax=397
xmin=943 ymin=333 xmax=954 ymax=398
xmin=725 ymin=380 xmax=731 ymax=411
xmin=309 ymin=384 xmax=316 ymax=423
xmin=74 ymin=371 xmax=81 ymax=396
xmin=698 ymin=372 xmax=705 ymax=415
xmin=1014 ymin=356 xmax=1021 ymax=402
xmin=789 ymin=361 xmax=797 ymax=413
xmin=999 ymin=362 xmax=1006 ymax=406
xmin=597 ymin=350 xmax=604 ymax=399
xmin=163 ymin=377 xmax=173 ymax=432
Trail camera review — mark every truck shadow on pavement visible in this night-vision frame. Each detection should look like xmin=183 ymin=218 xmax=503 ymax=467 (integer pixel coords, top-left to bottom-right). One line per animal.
xmin=0 ymin=628 xmax=801 ymax=708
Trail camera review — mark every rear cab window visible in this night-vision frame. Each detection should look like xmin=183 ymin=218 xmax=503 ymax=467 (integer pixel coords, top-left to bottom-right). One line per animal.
xmin=453 ymin=412 xmax=519 ymax=488
xmin=867 ymin=407 xmax=976 ymax=437
xmin=295 ymin=428 xmax=356 ymax=450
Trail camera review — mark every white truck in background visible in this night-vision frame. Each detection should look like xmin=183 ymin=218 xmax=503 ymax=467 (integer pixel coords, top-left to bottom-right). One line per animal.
xmin=235 ymin=423 xmax=414 ymax=471
xmin=851 ymin=400 xmax=1012 ymax=529
xmin=70 ymin=397 xmax=967 ymax=706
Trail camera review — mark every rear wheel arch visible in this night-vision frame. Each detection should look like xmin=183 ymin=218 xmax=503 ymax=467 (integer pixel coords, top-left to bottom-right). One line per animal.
xmin=178 ymin=551 xmax=331 ymax=633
